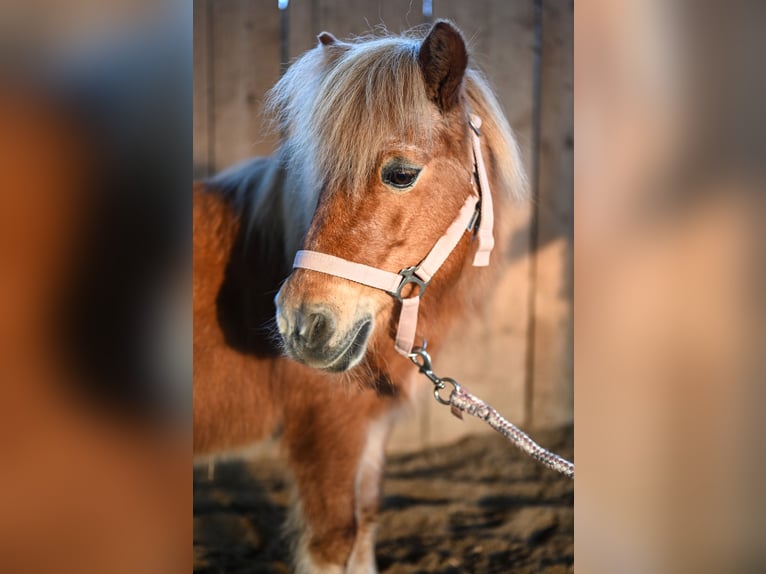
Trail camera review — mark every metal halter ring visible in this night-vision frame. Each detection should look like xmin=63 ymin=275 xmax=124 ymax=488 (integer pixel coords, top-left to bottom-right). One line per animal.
xmin=409 ymin=345 xmax=462 ymax=406
xmin=393 ymin=266 xmax=429 ymax=302
xmin=434 ymin=377 xmax=461 ymax=405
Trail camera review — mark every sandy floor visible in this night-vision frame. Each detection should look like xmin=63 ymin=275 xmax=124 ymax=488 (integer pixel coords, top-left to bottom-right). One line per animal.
xmin=194 ymin=426 xmax=573 ymax=573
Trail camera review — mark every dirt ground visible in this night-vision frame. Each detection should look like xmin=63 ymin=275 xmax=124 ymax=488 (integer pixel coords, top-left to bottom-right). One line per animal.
xmin=194 ymin=426 xmax=573 ymax=573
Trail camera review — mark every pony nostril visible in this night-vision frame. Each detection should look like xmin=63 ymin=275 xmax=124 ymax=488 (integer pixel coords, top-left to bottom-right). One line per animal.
xmin=309 ymin=313 xmax=324 ymax=338
xmin=295 ymin=311 xmax=333 ymax=349
xmin=307 ymin=312 xmax=331 ymax=348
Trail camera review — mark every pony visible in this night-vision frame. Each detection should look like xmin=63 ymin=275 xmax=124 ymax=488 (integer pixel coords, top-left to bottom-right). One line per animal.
xmin=193 ymin=20 xmax=526 ymax=573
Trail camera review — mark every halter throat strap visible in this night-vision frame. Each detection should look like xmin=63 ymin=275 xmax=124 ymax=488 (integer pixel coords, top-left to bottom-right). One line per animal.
xmin=292 ymin=114 xmax=494 ymax=356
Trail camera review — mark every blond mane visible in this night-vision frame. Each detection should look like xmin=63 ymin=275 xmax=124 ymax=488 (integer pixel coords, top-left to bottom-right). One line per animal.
xmin=212 ymin=27 xmax=527 ymax=260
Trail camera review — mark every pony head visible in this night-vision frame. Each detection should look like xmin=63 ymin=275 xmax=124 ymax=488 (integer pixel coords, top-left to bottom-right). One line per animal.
xmin=271 ymin=21 xmax=524 ymax=373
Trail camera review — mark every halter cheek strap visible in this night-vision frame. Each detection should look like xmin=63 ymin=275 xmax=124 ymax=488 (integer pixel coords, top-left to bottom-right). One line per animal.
xmin=469 ymin=115 xmax=494 ymax=266
xmin=292 ymin=114 xmax=494 ymax=356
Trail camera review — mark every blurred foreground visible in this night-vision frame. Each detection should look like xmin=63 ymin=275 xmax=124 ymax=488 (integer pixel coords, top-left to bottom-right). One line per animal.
xmin=0 ymin=1 xmax=190 ymax=572
xmin=576 ymin=1 xmax=766 ymax=572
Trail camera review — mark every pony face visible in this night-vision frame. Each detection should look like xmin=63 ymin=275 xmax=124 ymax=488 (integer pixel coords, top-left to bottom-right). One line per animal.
xmin=277 ymin=127 xmax=474 ymax=372
xmin=274 ymin=22 xmax=481 ymax=372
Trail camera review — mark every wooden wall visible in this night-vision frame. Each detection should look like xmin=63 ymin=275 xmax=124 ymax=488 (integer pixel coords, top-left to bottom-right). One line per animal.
xmin=193 ymin=0 xmax=573 ymax=451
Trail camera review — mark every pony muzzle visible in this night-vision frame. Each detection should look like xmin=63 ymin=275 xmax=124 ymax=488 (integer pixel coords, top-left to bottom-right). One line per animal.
xmin=275 ymin=299 xmax=373 ymax=372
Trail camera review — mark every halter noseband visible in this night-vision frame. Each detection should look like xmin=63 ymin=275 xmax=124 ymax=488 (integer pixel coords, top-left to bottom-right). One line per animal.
xmin=292 ymin=114 xmax=494 ymax=356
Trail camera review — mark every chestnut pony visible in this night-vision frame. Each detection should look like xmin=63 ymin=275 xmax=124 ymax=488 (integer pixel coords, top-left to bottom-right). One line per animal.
xmin=193 ymin=20 xmax=526 ymax=573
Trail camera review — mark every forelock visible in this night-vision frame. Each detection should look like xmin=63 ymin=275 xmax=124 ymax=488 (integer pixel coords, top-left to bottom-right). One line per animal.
xmin=268 ymin=36 xmax=437 ymax=195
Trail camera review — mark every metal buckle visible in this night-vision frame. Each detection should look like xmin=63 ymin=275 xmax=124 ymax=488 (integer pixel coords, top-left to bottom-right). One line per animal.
xmin=469 ymin=118 xmax=481 ymax=136
xmin=393 ymin=266 xmax=429 ymax=302
xmin=467 ymin=202 xmax=481 ymax=233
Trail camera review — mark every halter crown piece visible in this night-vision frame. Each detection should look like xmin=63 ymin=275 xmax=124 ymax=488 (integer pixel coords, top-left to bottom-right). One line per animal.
xmin=292 ymin=114 xmax=494 ymax=356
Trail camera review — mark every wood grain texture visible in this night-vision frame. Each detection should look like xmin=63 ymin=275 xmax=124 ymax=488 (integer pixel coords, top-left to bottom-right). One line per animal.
xmin=193 ymin=0 xmax=211 ymax=178
xmin=288 ymin=0 xmax=318 ymax=62
xmin=529 ymin=0 xmax=573 ymax=428
xmin=316 ymin=0 xmax=424 ymax=37
xmin=210 ymin=0 xmax=280 ymax=170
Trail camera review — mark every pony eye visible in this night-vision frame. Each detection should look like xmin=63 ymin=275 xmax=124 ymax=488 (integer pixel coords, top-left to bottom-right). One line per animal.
xmin=382 ymin=163 xmax=421 ymax=190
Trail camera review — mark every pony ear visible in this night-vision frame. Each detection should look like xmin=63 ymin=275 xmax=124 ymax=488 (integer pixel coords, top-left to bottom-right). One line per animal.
xmin=418 ymin=20 xmax=468 ymax=111
xmin=318 ymin=31 xmax=339 ymax=46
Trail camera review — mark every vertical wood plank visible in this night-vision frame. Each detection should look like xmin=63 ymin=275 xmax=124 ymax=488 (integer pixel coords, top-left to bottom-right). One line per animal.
xmin=317 ymin=0 xmax=424 ymax=37
xmin=530 ymin=0 xmax=573 ymax=428
xmin=211 ymin=0 xmax=282 ymax=170
xmin=193 ymin=0 xmax=211 ymax=178
xmin=288 ymin=0 xmax=318 ymax=61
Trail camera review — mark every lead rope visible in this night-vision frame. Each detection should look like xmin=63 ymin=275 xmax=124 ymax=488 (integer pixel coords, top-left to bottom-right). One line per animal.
xmin=409 ymin=344 xmax=574 ymax=479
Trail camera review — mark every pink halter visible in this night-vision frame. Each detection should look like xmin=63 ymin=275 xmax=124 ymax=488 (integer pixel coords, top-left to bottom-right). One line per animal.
xmin=292 ymin=114 xmax=494 ymax=356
